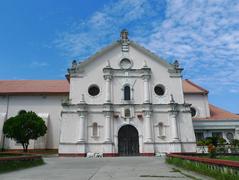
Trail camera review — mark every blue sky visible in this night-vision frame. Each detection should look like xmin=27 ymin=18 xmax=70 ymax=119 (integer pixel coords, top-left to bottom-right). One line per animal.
xmin=0 ymin=0 xmax=239 ymax=113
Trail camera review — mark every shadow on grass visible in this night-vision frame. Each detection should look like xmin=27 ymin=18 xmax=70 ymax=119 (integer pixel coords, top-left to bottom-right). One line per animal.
xmin=0 ymin=158 xmax=44 ymax=174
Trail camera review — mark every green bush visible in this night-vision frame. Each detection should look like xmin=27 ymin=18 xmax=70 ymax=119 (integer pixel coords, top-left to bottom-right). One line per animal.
xmin=166 ymin=157 xmax=239 ymax=180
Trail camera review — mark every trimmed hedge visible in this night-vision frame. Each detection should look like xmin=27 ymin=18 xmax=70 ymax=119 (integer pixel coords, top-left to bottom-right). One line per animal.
xmin=166 ymin=156 xmax=239 ymax=180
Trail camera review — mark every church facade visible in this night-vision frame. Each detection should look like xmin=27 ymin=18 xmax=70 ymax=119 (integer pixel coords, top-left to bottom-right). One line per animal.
xmin=0 ymin=30 xmax=239 ymax=156
xmin=59 ymin=30 xmax=196 ymax=156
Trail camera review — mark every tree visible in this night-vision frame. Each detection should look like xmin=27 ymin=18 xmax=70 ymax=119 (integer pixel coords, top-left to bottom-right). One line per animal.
xmin=3 ymin=110 xmax=47 ymax=152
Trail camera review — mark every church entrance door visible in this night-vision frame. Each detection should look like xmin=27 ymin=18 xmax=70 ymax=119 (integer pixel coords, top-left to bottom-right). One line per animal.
xmin=118 ymin=125 xmax=139 ymax=156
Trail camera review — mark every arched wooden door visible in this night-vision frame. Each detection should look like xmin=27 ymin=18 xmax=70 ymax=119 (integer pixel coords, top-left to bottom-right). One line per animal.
xmin=118 ymin=125 xmax=139 ymax=156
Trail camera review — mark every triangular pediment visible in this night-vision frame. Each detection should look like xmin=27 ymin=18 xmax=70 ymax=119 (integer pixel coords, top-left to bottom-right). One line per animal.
xmin=68 ymin=31 xmax=182 ymax=76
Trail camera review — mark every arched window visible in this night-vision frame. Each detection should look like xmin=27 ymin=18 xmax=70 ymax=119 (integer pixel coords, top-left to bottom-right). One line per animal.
xmin=124 ymin=85 xmax=130 ymax=100
xmin=125 ymin=109 xmax=130 ymax=117
xmin=92 ymin=122 xmax=98 ymax=137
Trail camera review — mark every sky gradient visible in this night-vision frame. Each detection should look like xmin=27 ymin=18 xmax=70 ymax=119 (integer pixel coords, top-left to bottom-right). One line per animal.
xmin=0 ymin=0 xmax=238 ymax=113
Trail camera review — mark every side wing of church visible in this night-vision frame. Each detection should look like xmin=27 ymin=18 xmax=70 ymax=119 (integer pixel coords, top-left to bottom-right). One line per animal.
xmin=0 ymin=30 xmax=239 ymax=156
xmin=59 ymin=30 xmax=196 ymax=156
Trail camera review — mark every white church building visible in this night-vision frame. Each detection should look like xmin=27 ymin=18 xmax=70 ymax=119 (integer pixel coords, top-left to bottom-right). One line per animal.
xmin=0 ymin=30 xmax=239 ymax=156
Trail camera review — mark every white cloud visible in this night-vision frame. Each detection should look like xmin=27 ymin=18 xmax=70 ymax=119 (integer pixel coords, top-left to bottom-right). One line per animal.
xmin=54 ymin=0 xmax=239 ymax=94
xmin=142 ymin=0 xmax=239 ymax=94
xmin=54 ymin=0 xmax=165 ymax=59
xmin=30 ymin=61 xmax=48 ymax=68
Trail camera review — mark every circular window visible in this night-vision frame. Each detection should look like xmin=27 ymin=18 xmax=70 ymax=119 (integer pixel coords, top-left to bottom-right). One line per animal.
xmin=154 ymin=85 xmax=165 ymax=96
xmin=120 ymin=58 xmax=132 ymax=69
xmin=88 ymin=85 xmax=100 ymax=96
xmin=190 ymin=107 xmax=197 ymax=117
xmin=226 ymin=132 xmax=234 ymax=141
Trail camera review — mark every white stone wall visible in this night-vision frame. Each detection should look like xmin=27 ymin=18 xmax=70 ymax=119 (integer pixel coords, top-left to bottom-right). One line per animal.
xmin=59 ymin=42 xmax=196 ymax=154
xmin=70 ymin=44 xmax=184 ymax=105
xmin=0 ymin=94 xmax=65 ymax=149
xmin=184 ymin=94 xmax=210 ymax=118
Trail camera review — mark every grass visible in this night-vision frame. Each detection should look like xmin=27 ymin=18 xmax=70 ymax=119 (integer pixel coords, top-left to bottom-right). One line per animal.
xmin=166 ymin=156 xmax=239 ymax=180
xmin=0 ymin=153 xmax=25 ymax=157
xmin=199 ymin=155 xmax=239 ymax=162
xmin=0 ymin=158 xmax=44 ymax=174
xmin=216 ymin=155 xmax=239 ymax=161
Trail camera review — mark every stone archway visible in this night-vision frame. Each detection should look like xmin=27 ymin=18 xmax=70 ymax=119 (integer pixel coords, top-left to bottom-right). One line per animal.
xmin=118 ymin=125 xmax=139 ymax=156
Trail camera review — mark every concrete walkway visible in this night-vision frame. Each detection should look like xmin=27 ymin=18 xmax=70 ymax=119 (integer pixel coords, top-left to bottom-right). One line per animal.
xmin=0 ymin=156 xmax=212 ymax=180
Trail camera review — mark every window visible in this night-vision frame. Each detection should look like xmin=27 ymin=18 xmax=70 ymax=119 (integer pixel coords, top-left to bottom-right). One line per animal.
xmin=226 ymin=132 xmax=234 ymax=141
xmin=120 ymin=58 xmax=132 ymax=69
xmin=195 ymin=132 xmax=204 ymax=141
xmin=190 ymin=107 xmax=197 ymax=117
xmin=124 ymin=85 xmax=131 ymax=100
xmin=92 ymin=122 xmax=98 ymax=137
xmin=154 ymin=85 xmax=165 ymax=96
xmin=158 ymin=122 xmax=165 ymax=137
xmin=212 ymin=132 xmax=223 ymax=138
xmin=88 ymin=85 xmax=100 ymax=96
xmin=125 ymin=109 xmax=130 ymax=117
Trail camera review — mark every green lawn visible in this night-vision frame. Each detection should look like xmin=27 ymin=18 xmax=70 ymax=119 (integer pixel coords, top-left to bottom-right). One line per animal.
xmin=0 ymin=158 xmax=44 ymax=174
xmin=216 ymin=155 xmax=239 ymax=161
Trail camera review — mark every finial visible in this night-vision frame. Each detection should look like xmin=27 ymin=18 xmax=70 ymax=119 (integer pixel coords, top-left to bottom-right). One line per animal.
xmin=170 ymin=94 xmax=175 ymax=103
xmin=143 ymin=60 xmax=148 ymax=67
xmin=72 ymin=60 xmax=77 ymax=69
xmin=173 ymin=60 xmax=180 ymax=68
xmin=120 ymin=29 xmax=128 ymax=42
xmin=80 ymin=94 xmax=85 ymax=103
xmin=106 ymin=60 xmax=111 ymax=67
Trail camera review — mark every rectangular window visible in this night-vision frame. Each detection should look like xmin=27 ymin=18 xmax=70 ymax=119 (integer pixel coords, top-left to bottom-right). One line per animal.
xmin=158 ymin=123 xmax=166 ymax=137
xmin=212 ymin=132 xmax=223 ymax=138
xmin=92 ymin=123 xmax=99 ymax=137
xmin=195 ymin=132 xmax=204 ymax=141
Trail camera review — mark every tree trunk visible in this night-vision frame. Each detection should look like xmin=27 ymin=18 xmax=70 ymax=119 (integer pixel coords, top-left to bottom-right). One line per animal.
xmin=22 ymin=143 xmax=28 ymax=152
xmin=25 ymin=143 xmax=28 ymax=152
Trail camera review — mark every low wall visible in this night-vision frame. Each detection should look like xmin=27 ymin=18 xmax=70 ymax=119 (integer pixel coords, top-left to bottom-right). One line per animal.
xmin=167 ymin=153 xmax=239 ymax=176
xmin=0 ymin=154 xmax=42 ymax=162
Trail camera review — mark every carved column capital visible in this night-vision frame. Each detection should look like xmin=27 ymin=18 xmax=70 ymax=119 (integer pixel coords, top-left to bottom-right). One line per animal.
xmin=144 ymin=111 xmax=152 ymax=117
xmin=142 ymin=74 xmax=151 ymax=80
xmin=104 ymin=74 xmax=113 ymax=80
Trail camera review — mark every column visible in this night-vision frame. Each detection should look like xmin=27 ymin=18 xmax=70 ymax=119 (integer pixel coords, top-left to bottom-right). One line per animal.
xmin=143 ymin=76 xmax=150 ymax=103
xmin=171 ymin=113 xmax=179 ymax=141
xmin=104 ymin=112 xmax=111 ymax=142
xmin=104 ymin=75 xmax=112 ymax=103
xmin=144 ymin=111 xmax=152 ymax=142
xmin=78 ymin=113 xmax=85 ymax=142
xmin=235 ymin=128 xmax=239 ymax=139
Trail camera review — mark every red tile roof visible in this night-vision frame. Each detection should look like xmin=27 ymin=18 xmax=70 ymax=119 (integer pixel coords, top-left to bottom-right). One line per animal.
xmin=182 ymin=79 xmax=208 ymax=94
xmin=0 ymin=79 xmax=206 ymax=95
xmin=0 ymin=80 xmax=69 ymax=94
xmin=194 ymin=104 xmax=239 ymax=120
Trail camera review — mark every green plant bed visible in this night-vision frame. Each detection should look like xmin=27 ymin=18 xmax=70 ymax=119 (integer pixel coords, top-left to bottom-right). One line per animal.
xmin=0 ymin=158 xmax=44 ymax=174
xmin=27 ymin=149 xmax=58 ymax=154
xmin=216 ymin=156 xmax=239 ymax=162
xmin=0 ymin=153 xmax=27 ymax=157
xmin=166 ymin=157 xmax=239 ymax=180
xmin=199 ymin=155 xmax=239 ymax=162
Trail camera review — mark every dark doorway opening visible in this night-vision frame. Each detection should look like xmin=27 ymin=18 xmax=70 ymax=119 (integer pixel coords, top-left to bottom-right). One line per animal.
xmin=118 ymin=125 xmax=139 ymax=156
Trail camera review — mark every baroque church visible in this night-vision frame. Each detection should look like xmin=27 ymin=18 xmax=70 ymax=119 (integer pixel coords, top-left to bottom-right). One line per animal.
xmin=0 ymin=30 xmax=239 ymax=156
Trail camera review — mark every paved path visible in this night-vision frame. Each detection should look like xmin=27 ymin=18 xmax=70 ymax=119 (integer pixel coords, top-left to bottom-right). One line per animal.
xmin=0 ymin=157 xmax=212 ymax=180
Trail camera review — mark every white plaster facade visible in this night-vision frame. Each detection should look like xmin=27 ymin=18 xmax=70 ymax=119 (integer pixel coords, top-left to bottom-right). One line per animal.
xmin=59 ymin=30 xmax=196 ymax=156
xmin=0 ymin=95 xmax=64 ymax=150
